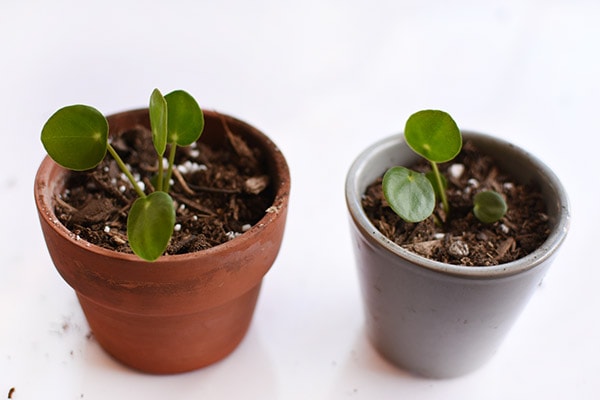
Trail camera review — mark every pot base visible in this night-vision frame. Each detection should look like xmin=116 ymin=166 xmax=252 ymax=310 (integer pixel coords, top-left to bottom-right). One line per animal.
xmin=78 ymin=284 xmax=261 ymax=374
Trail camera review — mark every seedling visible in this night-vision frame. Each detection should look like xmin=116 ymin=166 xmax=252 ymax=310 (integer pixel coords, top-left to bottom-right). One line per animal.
xmin=382 ymin=110 xmax=507 ymax=224
xmin=41 ymin=89 xmax=204 ymax=261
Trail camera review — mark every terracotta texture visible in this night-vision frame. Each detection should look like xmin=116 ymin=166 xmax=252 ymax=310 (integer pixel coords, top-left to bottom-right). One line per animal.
xmin=35 ymin=109 xmax=290 ymax=374
xmin=345 ymin=132 xmax=570 ymax=378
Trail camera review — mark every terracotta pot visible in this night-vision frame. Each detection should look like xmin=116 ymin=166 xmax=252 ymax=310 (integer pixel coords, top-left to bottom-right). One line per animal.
xmin=345 ymin=131 xmax=570 ymax=379
xmin=35 ymin=109 xmax=290 ymax=374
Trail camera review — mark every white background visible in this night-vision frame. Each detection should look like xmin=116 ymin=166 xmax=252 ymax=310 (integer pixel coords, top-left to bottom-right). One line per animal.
xmin=1 ymin=0 xmax=598 ymax=398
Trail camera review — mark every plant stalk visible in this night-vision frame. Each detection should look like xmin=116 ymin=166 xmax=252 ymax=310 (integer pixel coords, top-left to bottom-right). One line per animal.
xmin=107 ymin=144 xmax=147 ymax=198
xmin=157 ymin=156 xmax=164 ymax=192
xmin=164 ymin=143 xmax=178 ymax=193
xmin=430 ymin=161 xmax=449 ymax=215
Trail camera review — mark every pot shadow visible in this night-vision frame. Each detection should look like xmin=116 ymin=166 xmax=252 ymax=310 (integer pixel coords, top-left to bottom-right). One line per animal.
xmin=329 ymin=327 xmax=461 ymax=398
xmin=76 ymin=322 xmax=280 ymax=398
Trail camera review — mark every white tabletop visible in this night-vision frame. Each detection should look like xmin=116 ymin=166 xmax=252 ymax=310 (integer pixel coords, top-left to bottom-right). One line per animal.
xmin=1 ymin=1 xmax=597 ymax=399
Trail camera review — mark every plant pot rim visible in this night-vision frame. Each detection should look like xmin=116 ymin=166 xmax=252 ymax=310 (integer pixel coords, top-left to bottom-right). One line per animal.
xmin=35 ymin=108 xmax=291 ymax=266
xmin=345 ymin=130 xmax=570 ymax=279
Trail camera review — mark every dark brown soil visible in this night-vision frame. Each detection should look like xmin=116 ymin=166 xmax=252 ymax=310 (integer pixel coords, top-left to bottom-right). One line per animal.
xmin=362 ymin=141 xmax=550 ymax=266
xmin=54 ymin=123 xmax=274 ymax=255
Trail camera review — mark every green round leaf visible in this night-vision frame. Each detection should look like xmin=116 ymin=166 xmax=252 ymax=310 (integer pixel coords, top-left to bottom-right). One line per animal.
xmin=164 ymin=90 xmax=204 ymax=146
xmin=404 ymin=110 xmax=461 ymax=163
xmin=382 ymin=166 xmax=436 ymax=223
xmin=473 ymin=190 xmax=507 ymax=224
xmin=127 ymin=192 xmax=176 ymax=261
xmin=149 ymin=88 xmax=168 ymax=156
xmin=41 ymin=105 xmax=108 ymax=171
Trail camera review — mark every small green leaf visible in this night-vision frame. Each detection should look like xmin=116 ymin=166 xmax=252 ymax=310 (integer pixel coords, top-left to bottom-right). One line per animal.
xmin=41 ymin=105 xmax=108 ymax=171
xmin=382 ymin=166 xmax=436 ymax=223
xmin=149 ymin=88 xmax=168 ymax=156
xmin=405 ymin=110 xmax=461 ymax=163
xmin=473 ymin=190 xmax=507 ymax=224
xmin=127 ymin=192 xmax=176 ymax=261
xmin=164 ymin=90 xmax=204 ymax=146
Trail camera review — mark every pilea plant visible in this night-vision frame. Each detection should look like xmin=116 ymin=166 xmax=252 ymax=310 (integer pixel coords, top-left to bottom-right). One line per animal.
xmin=382 ymin=109 xmax=507 ymax=224
xmin=41 ymin=89 xmax=204 ymax=261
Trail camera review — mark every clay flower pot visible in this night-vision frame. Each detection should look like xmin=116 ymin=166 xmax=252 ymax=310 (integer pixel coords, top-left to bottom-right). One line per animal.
xmin=345 ymin=131 xmax=569 ymax=379
xmin=35 ymin=109 xmax=290 ymax=374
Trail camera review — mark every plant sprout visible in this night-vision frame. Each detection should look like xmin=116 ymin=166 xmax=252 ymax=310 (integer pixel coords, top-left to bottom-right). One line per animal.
xmin=473 ymin=190 xmax=508 ymax=224
xmin=382 ymin=110 xmax=507 ymax=224
xmin=41 ymin=89 xmax=204 ymax=261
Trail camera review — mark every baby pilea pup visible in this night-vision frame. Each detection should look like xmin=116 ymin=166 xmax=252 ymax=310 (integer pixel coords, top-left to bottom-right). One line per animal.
xmin=382 ymin=109 xmax=507 ymax=224
xmin=41 ymin=89 xmax=204 ymax=261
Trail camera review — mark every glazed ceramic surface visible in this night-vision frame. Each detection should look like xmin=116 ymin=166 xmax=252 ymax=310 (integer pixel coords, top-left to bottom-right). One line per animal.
xmin=345 ymin=132 xmax=569 ymax=378
xmin=35 ymin=109 xmax=291 ymax=374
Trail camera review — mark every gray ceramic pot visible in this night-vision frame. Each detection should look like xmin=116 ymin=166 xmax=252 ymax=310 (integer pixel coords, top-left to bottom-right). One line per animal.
xmin=345 ymin=131 xmax=570 ymax=379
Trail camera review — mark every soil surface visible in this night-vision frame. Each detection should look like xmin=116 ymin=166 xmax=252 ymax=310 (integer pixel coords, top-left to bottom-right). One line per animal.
xmin=362 ymin=141 xmax=550 ymax=266
xmin=54 ymin=123 xmax=274 ymax=255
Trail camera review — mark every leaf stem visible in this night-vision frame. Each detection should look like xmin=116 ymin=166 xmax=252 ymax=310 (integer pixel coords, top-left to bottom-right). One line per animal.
xmin=157 ymin=156 xmax=164 ymax=192
xmin=107 ymin=144 xmax=147 ymax=198
xmin=164 ymin=143 xmax=178 ymax=193
xmin=430 ymin=161 xmax=449 ymax=214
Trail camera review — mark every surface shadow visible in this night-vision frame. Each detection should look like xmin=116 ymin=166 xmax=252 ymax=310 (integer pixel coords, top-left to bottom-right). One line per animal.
xmin=76 ymin=321 xmax=280 ymax=399
xmin=329 ymin=327 xmax=461 ymax=398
